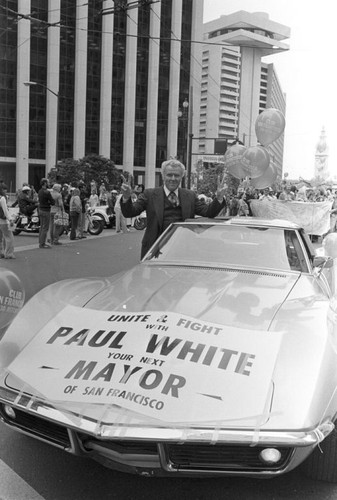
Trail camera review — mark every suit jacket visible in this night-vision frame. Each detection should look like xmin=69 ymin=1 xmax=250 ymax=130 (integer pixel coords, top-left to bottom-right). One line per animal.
xmin=121 ymin=187 xmax=226 ymax=258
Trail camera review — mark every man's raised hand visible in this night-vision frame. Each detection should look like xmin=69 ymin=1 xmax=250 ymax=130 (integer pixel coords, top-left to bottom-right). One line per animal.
xmin=120 ymin=175 xmax=132 ymax=201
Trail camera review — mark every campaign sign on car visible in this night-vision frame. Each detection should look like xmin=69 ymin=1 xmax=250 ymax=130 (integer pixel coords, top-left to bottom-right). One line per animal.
xmin=7 ymin=305 xmax=283 ymax=424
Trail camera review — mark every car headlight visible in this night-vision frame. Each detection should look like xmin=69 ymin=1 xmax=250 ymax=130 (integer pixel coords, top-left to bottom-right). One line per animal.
xmin=259 ymin=448 xmax=282 ymax=464
xmin=3 ymin=404 xmax=16 ymax=419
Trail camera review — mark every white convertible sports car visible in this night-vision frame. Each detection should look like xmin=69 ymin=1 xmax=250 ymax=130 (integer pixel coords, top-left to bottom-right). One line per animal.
xmin=0 ymin=217 xmax=337 ymax=481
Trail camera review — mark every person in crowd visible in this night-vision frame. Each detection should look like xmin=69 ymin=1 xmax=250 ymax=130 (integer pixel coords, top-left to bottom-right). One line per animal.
xmin=77 ymin=182 xmax=88 ymax=238
xmin=0 ymin=183 xmax=15 ymax=259
xmin=106 ymin=188 xmax=117 ymax=216
xmin=120 ymin=158 xmax=227 ymax=258
xmin=134 ymin=184 xmax=145 ymax=197
xmin=289 ymin=185 xmax=298 ymax=201
xmin=11 ymin=183 xmax=29 ymax=208
xmin=89 ymin=188 xmax=99 ymax=208
xmin=244 ymin=186 xmax=258 ymax=215
xmin=99 ymin=182 xmax=107 ymax=205
xmin=296 ymin=186 xmax=308 ymax=201
xmin=259 ymin=187 xmax=275 ymax=201
xmin=306 ymin=189 xmax=315 ymax=202
xmin=38 ymin=178 xmax=54 ymax=249
xmin=17 ymin=185 xmax=38 ymax=216
xmin=61 ymin=184 xmax=71 ymax=214
xmin=29 ymin=185 xmax=38 ymax=203
xmin=227 ymin=192 xmax=239 ymax=216
xmin=90 ymin=179 xmax=97 ymax=194
xmin=69 ymin=188 xmax=81 ymax=240
xmin=114 ymin=190 xmax=129 ymax=234
xmin=49 ymin=183 xmax=64 ymax=245
xmin=329 ymin=192 xmax=337 ymax=233
xmin=237 ymin=191 xmax=249 ymax=216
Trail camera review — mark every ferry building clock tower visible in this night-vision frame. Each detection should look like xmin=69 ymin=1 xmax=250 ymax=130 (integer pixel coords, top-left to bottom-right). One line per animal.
xmin=314 ymin=127 xmax=329 ymax=181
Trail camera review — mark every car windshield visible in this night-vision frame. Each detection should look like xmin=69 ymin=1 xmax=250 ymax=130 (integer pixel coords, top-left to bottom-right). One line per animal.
xmin=145 ymin=223 xmax=309 ymax=272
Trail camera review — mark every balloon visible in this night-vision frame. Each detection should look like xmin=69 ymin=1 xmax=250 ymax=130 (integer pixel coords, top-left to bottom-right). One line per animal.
xmin=224 ymin=144 xmax=247 ymax=179
xmin=241 ymin=146 xmax=270 ymax=178
xmin=0 ymin=269 xmax=25 ymax=329
xmin=250 ymin=163 xmax=278 ymax=189
xmin=255 ymin=108 xmax=285 ymax=146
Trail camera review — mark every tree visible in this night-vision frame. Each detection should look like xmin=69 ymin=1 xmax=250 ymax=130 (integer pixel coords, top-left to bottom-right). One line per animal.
xmin=194 ymin=161 xmax=239 ymax=196
xmin=49 ymin=154 xmax=123 ymax=188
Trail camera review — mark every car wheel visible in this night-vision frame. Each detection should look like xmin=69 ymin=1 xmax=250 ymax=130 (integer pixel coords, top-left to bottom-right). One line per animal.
xmin=301 ymin=427 xmax=337 ymax=482
xmin=13 ymin=229 xmax=21 ymax=236
xmin=88 ymin=219 xmax=104 ymax=235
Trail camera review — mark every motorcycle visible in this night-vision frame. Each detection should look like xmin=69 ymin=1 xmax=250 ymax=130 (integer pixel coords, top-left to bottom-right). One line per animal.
xmin=12 ymin=210 xmax=41 ymax=235
xmin=85 ymin=208 xmax=105 ymax=235
xmin=133 ymin=211 xmax=147 ymax=230
xmin=12 ymin=209 xmax=68 ymax=237
xmin=92 ymin=205 xmax=115 ymax=229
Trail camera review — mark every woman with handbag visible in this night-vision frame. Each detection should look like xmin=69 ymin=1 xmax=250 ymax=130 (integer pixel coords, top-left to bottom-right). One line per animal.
xmin=50 ymin=183 xmax=64 ymax=245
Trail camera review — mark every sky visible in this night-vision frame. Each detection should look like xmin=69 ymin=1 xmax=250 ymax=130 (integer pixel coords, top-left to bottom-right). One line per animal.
xmin=203 ymin=0 xmax=337 ymax=180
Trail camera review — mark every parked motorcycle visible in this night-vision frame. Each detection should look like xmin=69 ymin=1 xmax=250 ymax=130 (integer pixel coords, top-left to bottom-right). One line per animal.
xmin=12 ymin=210 xmax=41 ymax=235
xmin=133 ymin=211 xmax=147 ymax=230
xmin=13 ymin=210 xmax=67 ymax=237
xmin=92 ymin=205 xmax=115 ymax=229
xmin=86 ymin=208 xmax=105 ymax=235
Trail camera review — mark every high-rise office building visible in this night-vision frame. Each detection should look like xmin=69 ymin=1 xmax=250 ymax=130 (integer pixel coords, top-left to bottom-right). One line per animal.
xmin=199 ymin=11 xmax=289 ymax=179
xmin=0 ymin=0 xmax=203 ymax=191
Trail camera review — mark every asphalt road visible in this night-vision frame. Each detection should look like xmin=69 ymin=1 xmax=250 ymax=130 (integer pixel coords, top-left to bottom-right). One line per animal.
xmin=0 ymin=229 xmax=335 ymax=499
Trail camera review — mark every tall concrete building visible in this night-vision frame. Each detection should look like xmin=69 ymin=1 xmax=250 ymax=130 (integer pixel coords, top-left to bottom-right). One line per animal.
xmin=199 ymin=11 xmax=289 ymax=179
xmin=0 ymin=0 xmax=203 ymax=191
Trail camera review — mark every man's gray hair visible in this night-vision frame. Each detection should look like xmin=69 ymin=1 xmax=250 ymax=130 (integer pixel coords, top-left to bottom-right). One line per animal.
xmin=161 ymin=158 xmax=186 ymax=176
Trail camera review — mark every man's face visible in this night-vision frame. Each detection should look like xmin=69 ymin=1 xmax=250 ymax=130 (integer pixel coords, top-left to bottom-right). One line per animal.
xmin=162 ymin=165 xmax=184 ymax=192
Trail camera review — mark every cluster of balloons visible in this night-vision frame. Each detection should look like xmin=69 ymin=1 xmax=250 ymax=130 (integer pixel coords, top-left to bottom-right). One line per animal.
xmin=224 ymin=108 xmax=285 ymax=189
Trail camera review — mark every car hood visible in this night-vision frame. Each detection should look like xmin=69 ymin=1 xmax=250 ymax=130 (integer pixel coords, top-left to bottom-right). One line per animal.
xmin=1 ymin=264 xmax=333 ymax=434
xmin=84 ymin=264 xmax=300 ymax=330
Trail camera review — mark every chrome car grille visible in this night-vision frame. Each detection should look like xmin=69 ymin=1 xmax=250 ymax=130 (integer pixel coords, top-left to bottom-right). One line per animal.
xmin=80 ymin=436 xmax=158 ymax=455
xmin=0 ymin=404 xmax=294 ymax=473
xmin=165 ymin=443 xmax=292 ymax=471
xmin=0 ymin=405 xmax=71 ymax=448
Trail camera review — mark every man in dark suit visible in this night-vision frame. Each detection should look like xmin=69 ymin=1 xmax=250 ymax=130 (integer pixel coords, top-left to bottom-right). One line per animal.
xmin=120 ymin=159 xmax=227 ymax=258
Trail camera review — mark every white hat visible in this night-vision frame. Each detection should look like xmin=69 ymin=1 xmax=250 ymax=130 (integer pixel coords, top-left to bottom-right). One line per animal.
xmin=22 ymin=186 xmax=30 ymax=192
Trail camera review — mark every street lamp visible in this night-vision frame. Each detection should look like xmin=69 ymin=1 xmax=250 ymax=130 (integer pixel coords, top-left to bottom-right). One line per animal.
xmin=24 ymin=80 xmax=60 ymax=174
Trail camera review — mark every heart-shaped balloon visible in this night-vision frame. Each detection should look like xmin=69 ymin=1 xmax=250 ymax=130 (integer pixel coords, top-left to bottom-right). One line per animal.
xmin=255 ymin=108 xmax=285 ymax=146
xmin=241 ymin=146 xmax=270 ymax=178
xmin=224 ymin=144 xmax=247 ymax=179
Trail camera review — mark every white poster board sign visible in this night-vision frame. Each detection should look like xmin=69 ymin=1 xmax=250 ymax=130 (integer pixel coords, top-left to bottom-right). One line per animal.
xmin=8 ymin=306 xmax=283 ymax=423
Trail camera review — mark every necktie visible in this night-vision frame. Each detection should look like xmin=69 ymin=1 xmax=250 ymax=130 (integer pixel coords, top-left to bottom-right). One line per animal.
xmin=168 ymin=191 xmax=178 ymax=207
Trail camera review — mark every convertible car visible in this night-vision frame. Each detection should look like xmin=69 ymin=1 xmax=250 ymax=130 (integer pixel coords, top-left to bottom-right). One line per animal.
xmin=0 ymin=217 xmax=337 ymax=481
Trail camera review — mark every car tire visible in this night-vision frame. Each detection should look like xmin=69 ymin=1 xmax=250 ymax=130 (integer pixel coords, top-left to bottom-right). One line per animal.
xmin=301 ymin=427 xmax=337 ymax=482
xmin=13 ymin=229 xmax=22 ymax=236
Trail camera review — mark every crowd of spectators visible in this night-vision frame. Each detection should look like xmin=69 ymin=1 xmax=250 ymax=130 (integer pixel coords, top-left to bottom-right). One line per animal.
xmin=214 ymin=183 xmax=337 ymax=218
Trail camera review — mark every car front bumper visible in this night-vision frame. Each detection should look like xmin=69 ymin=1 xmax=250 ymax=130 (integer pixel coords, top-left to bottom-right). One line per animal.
xmin=0 ymin=385 xmax=334 ymax=477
